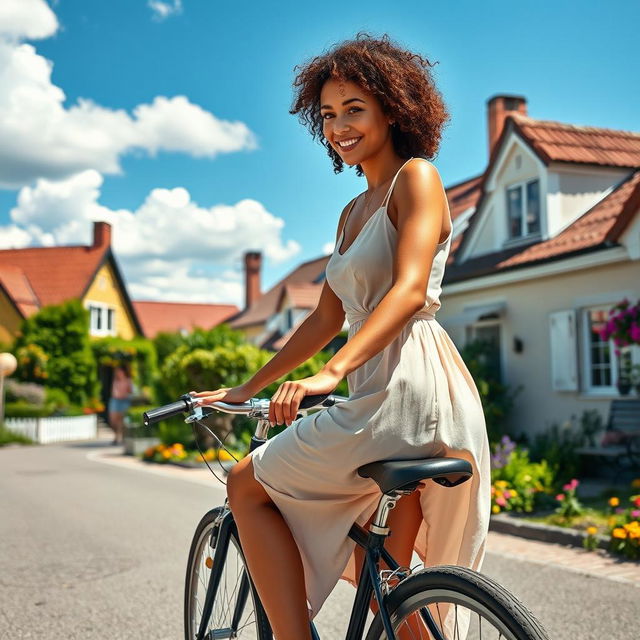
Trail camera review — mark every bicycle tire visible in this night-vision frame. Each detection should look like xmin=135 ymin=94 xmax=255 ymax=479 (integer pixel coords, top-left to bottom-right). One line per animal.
xmin=365 ymin=565 xmax=550 ymax=640
xmin=184 ymin=507 xmax=273 ymax=640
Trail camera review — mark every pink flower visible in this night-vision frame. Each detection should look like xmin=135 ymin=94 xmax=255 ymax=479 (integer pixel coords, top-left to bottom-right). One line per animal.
xmin=631 ymin=323 xmax=640 ymax=342
xmin=496 ymin=496 xmax=507 ymax=507
xmin=503 ymin=490 xmax=511 ymax=499
xmin=631 ymin=509 xmax=640 ymax=518
xmin=615 ymin=507 xmax=625 ymax=514
xmin=555 ymin=493 xmax=565 ymax=501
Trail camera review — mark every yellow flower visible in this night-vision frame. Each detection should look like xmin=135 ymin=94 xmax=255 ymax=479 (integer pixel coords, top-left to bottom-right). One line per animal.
xmin=162 ymin=450 xmax=171 ymax=459
xmin=608 ymin=516 xmax=617 ymax=527
xmin=612 ymin=528 xmax=627 ymax=539
xmin=586 ymin=526 xmax=598 ymax=536
xmin=495 ymin=480 xmax=508 ymax=489
xmin=510 ymin=489 xmax=518 ymax=497
xmin=492 ymin=505 xmax=500 ymax=514
xmin=495 ymin=490 xmax=503 ymax=499
xmin=629 ymin=530 xmax=640 ymax=540
xmin=218 ymin=449 xmax=235 ymax=461
xmin=609 ymin=497 xmax=620 ymax=507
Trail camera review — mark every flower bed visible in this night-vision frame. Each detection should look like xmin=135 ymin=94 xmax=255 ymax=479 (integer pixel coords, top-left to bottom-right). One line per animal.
xmin=502 ymin=477 xmax=640 ymax=560
xmin=140 ymin=442 xmax=244 ymax=468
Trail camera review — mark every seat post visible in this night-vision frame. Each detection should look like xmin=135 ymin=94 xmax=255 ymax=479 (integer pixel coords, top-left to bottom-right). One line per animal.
xmin=369 ymin=491 xmax=409 ymax=535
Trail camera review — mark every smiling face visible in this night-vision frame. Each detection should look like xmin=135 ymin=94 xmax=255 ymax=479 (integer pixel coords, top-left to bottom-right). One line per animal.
xmin=320 ymin=78 xmax=393 ymax=166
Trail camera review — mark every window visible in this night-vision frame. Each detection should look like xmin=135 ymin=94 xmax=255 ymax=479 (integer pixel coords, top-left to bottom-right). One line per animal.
xmin=506 ymin=179 xmax=540 ymax=239
xmin=87 ymin=302 xmax=116 ymax=337
xmin=580 ymin=306 xmax=640 ymax=394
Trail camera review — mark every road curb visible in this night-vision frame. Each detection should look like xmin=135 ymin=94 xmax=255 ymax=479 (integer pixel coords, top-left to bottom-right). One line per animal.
xmin=490 ymin=513 xmax=610 ymax=550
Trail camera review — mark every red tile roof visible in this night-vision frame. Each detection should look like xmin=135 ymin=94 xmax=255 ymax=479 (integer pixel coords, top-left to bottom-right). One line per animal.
xmin=229 ymin=255 xmax=329 ymax=329
xmin=133 ymin=300 xmax=240 ymax=338
xmin=0 ymin=245 xmax=106 ymax=307
xmin=0 ymin=264 xmax=40 ymax=317
xmin=502 ymin=113 xmax=640 ymax=168
xmin=279 ymin=282 xmax=323 ymax=310
xmin=444 ymin=169 xmax=640 ymax=282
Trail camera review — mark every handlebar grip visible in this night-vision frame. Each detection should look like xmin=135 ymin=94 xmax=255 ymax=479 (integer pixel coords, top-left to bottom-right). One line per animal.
xmin=299 ymin=393 xmax=336 ymax=409
xmin=143 ymin=397 xmax=191 ymax=427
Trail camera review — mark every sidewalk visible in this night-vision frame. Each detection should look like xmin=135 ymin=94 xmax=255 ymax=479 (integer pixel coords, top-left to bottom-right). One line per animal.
xmin=87 ymin=438 xmax=640 ymax=588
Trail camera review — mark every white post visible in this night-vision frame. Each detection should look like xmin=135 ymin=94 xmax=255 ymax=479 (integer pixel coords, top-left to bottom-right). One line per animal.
xmin=0 ymin=353 xmax=18 ymax=426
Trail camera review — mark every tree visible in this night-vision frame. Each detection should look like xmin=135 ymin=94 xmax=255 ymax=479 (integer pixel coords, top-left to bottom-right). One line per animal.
xmin=14 ymin=300 xmax=99 ymax=405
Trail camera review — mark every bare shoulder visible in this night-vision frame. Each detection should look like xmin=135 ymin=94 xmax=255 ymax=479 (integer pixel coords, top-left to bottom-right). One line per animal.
xmin=389 ymin=158 xmax=446 ymax=214
xmin=399 ymin=157 xmax=443 ymax=191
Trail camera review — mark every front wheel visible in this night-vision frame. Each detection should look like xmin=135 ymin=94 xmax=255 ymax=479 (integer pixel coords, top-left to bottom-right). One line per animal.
xmin=184 ymin=507 xmax=273 ymax=639
xmin=365 ymin=565 xmax=550 ymax=640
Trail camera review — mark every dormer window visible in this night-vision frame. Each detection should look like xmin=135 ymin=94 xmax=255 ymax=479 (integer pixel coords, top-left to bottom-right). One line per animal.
xmin=506 ymin=179 xmax=540 ymax=239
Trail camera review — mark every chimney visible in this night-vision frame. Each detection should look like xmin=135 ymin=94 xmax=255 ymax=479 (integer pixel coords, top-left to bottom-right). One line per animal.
xmin=244 ymin=251 xmax=262 ymax=310
xmin=487 ymin=94 xmax=527 ymax=159
xmin=92 ymin=221 xmax=112 ymax=249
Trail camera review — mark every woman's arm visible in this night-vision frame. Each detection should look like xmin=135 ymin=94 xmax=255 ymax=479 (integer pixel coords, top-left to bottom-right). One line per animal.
xmin=246 ymin=292 xmax=344 ymax=392
xmin=244 ymin=200 xmax=354 ymax=394
xmin=321 ymin=158 xmax=447 ymax=380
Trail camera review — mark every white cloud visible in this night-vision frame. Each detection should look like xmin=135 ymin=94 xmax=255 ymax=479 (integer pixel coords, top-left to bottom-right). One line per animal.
xmin=322 ymin=241 xmax=335 ymax=255
xmin=148 ymin=0 xmax=183 ymax=21
xmin=0 ymin=0 xmax=58 ymax=41
xmin=0 ymin=18 xmax=258 ymax=188
xmin=0 ymin=171 xmax=301 ymax=305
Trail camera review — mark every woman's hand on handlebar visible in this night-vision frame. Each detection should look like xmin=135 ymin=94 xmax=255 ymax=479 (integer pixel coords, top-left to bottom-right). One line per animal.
xmin=269 ymin=370 xmax=341 ymax=428
xmin=189 ymin=381 xmax=258 ymax=407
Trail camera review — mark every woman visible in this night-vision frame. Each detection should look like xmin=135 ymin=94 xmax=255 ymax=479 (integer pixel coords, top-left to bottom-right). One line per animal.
xmin=191 ymin=32 xmax=490 ymax=640
xmin=108 ymin=364 xmax=133 ymax=445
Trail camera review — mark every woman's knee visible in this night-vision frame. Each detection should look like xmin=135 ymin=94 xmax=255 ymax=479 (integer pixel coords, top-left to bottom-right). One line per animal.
xmin=226 ymin=455 xmax=269 ymax=511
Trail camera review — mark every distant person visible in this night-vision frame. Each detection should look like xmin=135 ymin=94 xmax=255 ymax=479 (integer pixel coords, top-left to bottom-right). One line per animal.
xmin=108 ymin=364 xmax=133 ymax=445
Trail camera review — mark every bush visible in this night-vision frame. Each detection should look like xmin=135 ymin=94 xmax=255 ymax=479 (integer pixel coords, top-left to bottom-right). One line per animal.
xmin=13 ymin=299 xmax=99 ymax=405
xmin=524 ymin=410 xmax=603 ymax=485
xmin=4 ymin=402 xmax=55 ymax=418
xmin=459 ymin=338 xmax=523 ymax=443
xmin=490 ymin=435 xmax=556 ymax=513
xmin=4 ymin=379 xmax=46 ymax=406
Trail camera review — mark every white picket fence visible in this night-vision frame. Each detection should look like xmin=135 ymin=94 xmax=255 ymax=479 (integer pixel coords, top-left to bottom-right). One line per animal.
xmin=5 ymin=414 xmax=98 ymax=444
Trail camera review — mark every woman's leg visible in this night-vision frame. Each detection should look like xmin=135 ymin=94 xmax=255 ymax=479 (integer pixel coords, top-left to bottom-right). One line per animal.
xmin=226 ymin=454 xmax=313 ymax=640
xmin=108 ymin=409 xmax=118 ymax=442
xmin=353 ymin=488 xmax=427 ymax=639
xmin=114 ymin=410 xmax=124 ymax=443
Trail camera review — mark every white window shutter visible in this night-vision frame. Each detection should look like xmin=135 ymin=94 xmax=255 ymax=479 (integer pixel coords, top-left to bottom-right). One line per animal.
xmin=549 ymin=309 xmax=578 ymax=391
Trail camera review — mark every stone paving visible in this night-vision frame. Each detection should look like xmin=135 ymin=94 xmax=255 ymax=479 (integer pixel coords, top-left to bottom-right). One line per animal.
xmin=486 ymin=530 xmax=640 ymax=586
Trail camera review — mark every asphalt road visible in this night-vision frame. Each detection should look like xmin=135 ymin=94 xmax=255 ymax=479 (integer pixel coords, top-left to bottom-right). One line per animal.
xmin=1 ymin=440 xmax=637 ymax=639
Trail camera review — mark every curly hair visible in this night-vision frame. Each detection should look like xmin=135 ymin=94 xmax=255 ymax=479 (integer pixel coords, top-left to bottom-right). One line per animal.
xmin=289 ymin=32 xmax=450 ymax=177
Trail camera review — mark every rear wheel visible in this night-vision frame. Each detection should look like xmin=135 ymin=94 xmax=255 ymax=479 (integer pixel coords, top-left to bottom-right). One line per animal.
xmin=365 ymin=565 xmax=550 ymax=640
xmin=184 ymin=507 xmax=273 ymax=639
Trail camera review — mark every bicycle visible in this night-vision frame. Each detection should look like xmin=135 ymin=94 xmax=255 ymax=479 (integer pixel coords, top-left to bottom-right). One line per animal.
xmin=144 ymin=392 xmax=551 ymax=640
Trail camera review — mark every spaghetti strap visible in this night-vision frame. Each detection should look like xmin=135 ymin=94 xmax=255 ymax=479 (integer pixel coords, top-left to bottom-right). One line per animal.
xmin=380 ymin=156 xmax=415 ymax=209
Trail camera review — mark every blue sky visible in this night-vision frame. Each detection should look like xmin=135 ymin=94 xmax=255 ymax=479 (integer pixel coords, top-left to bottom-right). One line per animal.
xmin=0 ymin=0 xmax=637 ymax=307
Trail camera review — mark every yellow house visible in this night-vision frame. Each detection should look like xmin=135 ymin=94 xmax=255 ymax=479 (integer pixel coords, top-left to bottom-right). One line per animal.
xmin=0 ymin=221 xmax=143 ymax=343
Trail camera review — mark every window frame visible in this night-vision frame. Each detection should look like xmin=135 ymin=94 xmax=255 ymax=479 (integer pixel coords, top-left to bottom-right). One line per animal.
xmin=505 ymin=178 xmax=541 ymax=240
xmin=86 ymin=301 xmax=117 ymax=337
xmin=580 ymin=304 xmax=639 ymax=395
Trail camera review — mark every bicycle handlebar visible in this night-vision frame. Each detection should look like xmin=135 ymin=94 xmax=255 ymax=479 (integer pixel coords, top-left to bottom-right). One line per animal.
xmin=142 ymin=392 xmax=347 ymax=427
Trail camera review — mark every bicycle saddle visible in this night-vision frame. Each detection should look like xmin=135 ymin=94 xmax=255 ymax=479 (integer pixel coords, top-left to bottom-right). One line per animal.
xmin=357 ymin=457 xmax=473 ymax=493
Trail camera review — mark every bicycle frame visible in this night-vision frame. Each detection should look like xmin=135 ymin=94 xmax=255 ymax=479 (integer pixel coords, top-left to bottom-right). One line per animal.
xmin=190 ymin=409 xmax=447 ymax=640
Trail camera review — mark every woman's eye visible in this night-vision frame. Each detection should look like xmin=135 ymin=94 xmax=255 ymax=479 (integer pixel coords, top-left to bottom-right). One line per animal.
xmin=322 ymin=107 xmax=362 ymax=120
